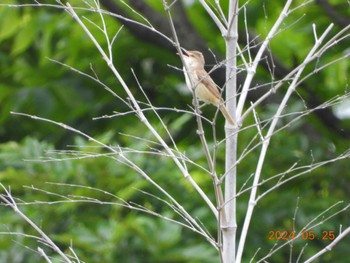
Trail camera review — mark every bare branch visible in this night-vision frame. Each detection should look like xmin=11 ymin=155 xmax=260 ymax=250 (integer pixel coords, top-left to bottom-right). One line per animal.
xmin=0 ymin=183 xmax=73 ymax=263
xmin=304 ymin=227 xmax=350 ymax=262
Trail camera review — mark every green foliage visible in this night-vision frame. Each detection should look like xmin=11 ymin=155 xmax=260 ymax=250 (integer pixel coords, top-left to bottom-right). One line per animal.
xmin=0 ymin=137 xmax=218 ymax=262
xmin=0 ymin=1 xmax=349 ymax=262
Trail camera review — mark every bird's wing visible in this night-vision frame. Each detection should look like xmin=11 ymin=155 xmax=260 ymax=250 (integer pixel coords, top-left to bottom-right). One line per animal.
xmin=195 ymin=69 xmax=222 ymax=99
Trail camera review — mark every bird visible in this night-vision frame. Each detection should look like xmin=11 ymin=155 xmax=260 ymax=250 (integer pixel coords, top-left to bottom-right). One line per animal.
xmin=179 ymin=50 xmax=235 ymax=126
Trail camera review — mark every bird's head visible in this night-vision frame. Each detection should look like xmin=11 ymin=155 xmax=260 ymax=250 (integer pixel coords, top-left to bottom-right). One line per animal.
xmin=178 ymin=50 xmax=205 ymax=69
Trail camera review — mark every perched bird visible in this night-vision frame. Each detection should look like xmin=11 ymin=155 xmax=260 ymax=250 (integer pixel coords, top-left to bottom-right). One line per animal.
xmin=179 ymin=50 xmax=235 ymax=126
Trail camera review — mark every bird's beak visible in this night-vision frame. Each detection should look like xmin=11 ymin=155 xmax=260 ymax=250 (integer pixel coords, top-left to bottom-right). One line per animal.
xmin=177 ymin=49 xmax=189 ymax=57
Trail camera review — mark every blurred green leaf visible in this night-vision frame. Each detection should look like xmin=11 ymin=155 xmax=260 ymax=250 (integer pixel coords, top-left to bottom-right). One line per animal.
xmin=0 ymin=8 xmax=20 ymax=41
xmin=11 ymin=12 xmax=37 ymax=55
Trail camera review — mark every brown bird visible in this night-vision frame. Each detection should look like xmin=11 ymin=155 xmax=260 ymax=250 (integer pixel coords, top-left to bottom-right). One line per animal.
xmin=179 ymin=50 xmax=235 ymax=126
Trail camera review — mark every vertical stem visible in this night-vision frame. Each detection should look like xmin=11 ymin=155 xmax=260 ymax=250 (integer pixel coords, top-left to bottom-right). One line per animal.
xmin=222 ymin=0 xmax=239 ymax=262
xmin=235 ymin=23 xmax=334 ymax=263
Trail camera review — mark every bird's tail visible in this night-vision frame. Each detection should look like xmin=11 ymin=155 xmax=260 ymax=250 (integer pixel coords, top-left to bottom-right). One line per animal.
xmin=219 ymin=104 xmax=236 ymax=127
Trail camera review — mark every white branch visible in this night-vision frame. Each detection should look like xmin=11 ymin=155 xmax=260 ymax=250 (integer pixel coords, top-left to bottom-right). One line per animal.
xmin=64 ymin=2 xmax=218 ymax=218
xmin=236 ymin=23 xmax=334 ymax=262
xmin=199 ymin=0 xmax=226 ymax=34
xmin=0 ymin=183 xmax=73 ymax=263
xmin=304 ymin=227 xmax=350 ymax=263
xmin=236 ymin=0 xmax=293 ymax=121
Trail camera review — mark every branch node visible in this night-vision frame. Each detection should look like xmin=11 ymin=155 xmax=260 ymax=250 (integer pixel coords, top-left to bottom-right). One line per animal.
xmin=196 ymin=129 xmax=204 ymax=136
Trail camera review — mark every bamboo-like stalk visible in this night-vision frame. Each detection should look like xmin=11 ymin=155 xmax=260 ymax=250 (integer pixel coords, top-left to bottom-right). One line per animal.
xmin=222 ymin=1 xmax=239 ymax=262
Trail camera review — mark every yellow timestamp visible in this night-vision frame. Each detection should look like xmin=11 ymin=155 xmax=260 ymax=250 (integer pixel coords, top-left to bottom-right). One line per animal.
xmin=268 ymin=230 xmax=335 ymax=241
